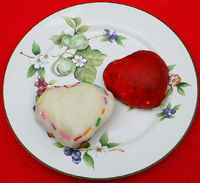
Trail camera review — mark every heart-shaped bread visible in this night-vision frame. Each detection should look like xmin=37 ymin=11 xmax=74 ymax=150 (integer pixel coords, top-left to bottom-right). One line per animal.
xmin=34 ymin=82 xmax=115 ymax=148
xmin=103 ymin=50 xmax=168 ymax=109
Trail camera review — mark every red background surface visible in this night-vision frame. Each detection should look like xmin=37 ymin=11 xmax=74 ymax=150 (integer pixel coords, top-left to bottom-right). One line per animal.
xmin=1 ymin=0 xmax=200 ymax=182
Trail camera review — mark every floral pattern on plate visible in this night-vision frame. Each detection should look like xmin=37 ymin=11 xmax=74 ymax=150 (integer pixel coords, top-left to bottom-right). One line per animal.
xmin=156 ymin=102 xmax=181 ymax=121
xmin=21 ymin=16 xmax=127 ymax=102
xmin=166 ymin=65 xmax=191 ymax=97
xmin=53 ymin=131 xmax=124 ymax=170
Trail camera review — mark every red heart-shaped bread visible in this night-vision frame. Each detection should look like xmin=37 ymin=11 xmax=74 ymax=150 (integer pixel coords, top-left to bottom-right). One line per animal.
xmin=103 ymin=50 xmax=169 ymax=109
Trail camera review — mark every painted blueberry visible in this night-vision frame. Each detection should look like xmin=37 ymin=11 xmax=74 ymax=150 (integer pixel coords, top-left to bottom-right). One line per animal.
xmin=71 ymin=150 xmax=81 ymax=160
xmin=111 ymin=31 xmax=117 ymax=37
xmin=109 ymin=35 xmax=116 ymax=42
xmin=103 ymin=29 xmax=110 ymax=36
xmin=72 ymin=156 xmax=82 ymax=164
xmin=170 ymin=109 xmax=176 ymax=114
xmin=163 ymin=108 xmax=169 ymax=114
xmin=64 ymin=146 xmax=73 ymax=156
xmin=163 ymin=113 xmax=169 ymax=118
xmin=108 ymin=31 xmax=118 ymax=42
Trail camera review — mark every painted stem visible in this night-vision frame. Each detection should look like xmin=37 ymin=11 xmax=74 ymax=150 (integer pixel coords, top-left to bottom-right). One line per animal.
xmin=63 ymin=47 xmax=70 ymax=54
xmin=109 ymin=149 xmax=125 ymax=152
xmin=159 ymin=102 xmax=165 ymax=111
xmin=79 ymin=148 xmax=125 ymax=152
xmin=20 ymin=51 xmax=34 ymax=58
xmin=64 ymin=52 xmax=74 ymax=56
xmin=52 ymin=47 xmax=70 ymax=58
xmin=88 ymin=35 xmax=103 ymax=40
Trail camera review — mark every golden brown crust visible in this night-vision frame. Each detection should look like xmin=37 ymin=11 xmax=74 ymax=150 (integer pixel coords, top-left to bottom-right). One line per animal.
xmin=47 ymin=132 xmax=55 ymax=138
xmin=78 ymin=139 xmax=90 ymax=149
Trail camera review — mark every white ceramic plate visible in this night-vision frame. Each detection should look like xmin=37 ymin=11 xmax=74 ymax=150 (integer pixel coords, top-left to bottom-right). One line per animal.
xmin=3 ymin=3 xmax=198 ymax=179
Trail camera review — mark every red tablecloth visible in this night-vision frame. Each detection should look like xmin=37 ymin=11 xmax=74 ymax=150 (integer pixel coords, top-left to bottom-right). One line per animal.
xmin=1 ymin=0 xmax=200 ymax=182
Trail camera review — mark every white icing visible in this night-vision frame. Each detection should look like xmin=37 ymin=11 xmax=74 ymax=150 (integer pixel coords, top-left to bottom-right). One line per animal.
xmin=34 ymin=82 xmax=115 ymax=148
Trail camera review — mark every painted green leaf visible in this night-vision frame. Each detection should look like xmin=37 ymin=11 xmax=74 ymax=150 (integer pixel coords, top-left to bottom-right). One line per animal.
xmin=38 ymin=67 xmax=45 ymax=79
xmin=49 ymin=80 xmax=57 ymax=85
xmin=177 ymin=82 xmax=191 ymax=88
xmin=115 ymin=36 xmax=124 ymax=46
xmin=50 ymin=31 xmax=65 ymax=49
xmin=83 ymin=152 xmax=94 ymax=169
xmin=73 ymin=17 xmax=82 ymax=27
xmin=32 ymin=41 xmax=41 ymax=55
xmin=168 ymin=115 xmax=175 ymax=119
xmin=74 ymin=64 xmax=97 ymax=83
xmin=160 ymin=117 xmax=165 ymax=121
xmin=177 ymin=86 xmax=185 ymax=96
xmin=35 ymin=95 xmax=40 ymax=102
xmin=75 ymin=46 xmax=107 ymax=66
xmin=82 ymin=142 xmax=90 ymax=148
xmin=100 ymin=36 xmax=109 ymax=42
xmin=77 ymin=25 xmax=90 ymax=33
xmin=127 ymin=107 xmax=134 ymax=112
xmin=117 ymin=35 xmax=127 ymax=40
xmin=85 ymin=48 xmax=107 ymax=66
xmin=58 ymin=44 xmax=63 ymax=49
xmin=156 ymin=112 xmax=164 ymax=117
xmin=166 ymin=103 xmax=171 ymax=110
xmin=99 ymin=131 xmax=109 ymax=146
xmin=52 ymin=142 xmax=64 ymax=148
xmin=62 ymin=16 xmax=76 ymax=30
xmin=160 ymin=103 xmax=165 ymax=107
xmin=166 ymin=86 xmax=173 ymax=97
xmin=76 ymin=45 xmax=91 ymax=55
xmin=168 ymin=65 xmax=176 ymax=72
xmin=74 ymin=46 xmax=107 ymax=83
xmin=27 ymin=64 xmax=36 ymax=78
xmin=107 ymin=142 xmax=120 ymax=148
xmin=174 ymin=104 xmax=181 ymax=111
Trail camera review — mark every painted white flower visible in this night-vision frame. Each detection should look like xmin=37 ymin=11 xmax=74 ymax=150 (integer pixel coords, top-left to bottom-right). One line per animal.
xmin=88 ymin=142 xmax=109 ymax=159
xmin=31 ymin=54 xmax=46 ymax=69
xmin=72 ymin=55 xmax=87 ymax=67
xmin=31 ymin=50 xmax=54 ymax=69
xmin=40 ymin=49 xmax=54 ymax=63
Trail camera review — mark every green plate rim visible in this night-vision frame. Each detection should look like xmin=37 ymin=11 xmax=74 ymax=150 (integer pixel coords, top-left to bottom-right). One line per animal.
xmin=2 ymin=2 xmax=199 ymax=180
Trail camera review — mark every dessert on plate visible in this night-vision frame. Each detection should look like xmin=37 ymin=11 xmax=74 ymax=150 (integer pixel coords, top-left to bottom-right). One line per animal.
xmin=103 ymin=50 xmax=169 ymax=109
xmin=34 ymin=81 xmax=115 ymax=148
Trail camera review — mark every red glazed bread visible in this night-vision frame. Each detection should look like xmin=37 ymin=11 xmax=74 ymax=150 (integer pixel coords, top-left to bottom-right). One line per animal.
xmin=103 ymin=50 xmax=169 ymax=109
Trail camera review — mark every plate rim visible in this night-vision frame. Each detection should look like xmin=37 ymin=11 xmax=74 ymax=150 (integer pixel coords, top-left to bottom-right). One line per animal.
xmin=2 ymin=2 xmax=199 ymax=180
